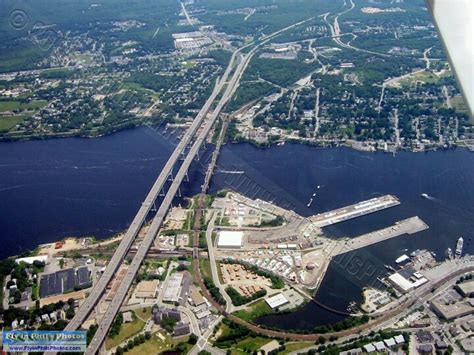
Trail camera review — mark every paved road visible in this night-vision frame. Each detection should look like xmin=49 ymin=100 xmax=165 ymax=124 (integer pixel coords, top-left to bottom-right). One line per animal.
xmin=205 ymin=213 xmax=234 ymax=312
xmin=63 ymin=39 xmax=240 ymax=336
xmin=85 ymin=43 xmax=253 ymax=355
xmin=82 ymin=17 xmax=315 ymax=354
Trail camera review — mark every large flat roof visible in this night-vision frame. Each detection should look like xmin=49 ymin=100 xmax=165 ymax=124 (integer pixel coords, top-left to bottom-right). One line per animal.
xmin=457 ymin=280 xmax=474 ymax=294
xmin=217 ymin=231 xmax=243 ymax=248
xmin=163 ymin=273 xmax=183 ymax=302
xmin=265 ymin=293 xmax=289 ymax=309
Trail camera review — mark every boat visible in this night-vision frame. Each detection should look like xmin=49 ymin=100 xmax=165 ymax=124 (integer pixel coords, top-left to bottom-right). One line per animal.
xmin=307 ymin=198 xmax=313 ymax=207
xmin=317 ymin=185 xmax=321 ymax=189
xmin=395 ymin=254 xmax=409 ymax=264
xmin=421 ymin=193 xmax=429 ymax=199
xmin=277 ymin=141 xmax=285 ymax=146
xmin=455 ymin=237 xmax=464 ymax=258
xmin=312 ymin=193 xmax=316 ymax=197
xmin=446 ymin=247 xmax=454 ymax=260
xmin=385 ymin=264 xmax=395 ymax=272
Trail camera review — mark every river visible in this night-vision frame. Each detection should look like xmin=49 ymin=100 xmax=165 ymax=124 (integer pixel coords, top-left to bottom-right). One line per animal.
xmin=1 ymin=127 xmax=473 ymax=329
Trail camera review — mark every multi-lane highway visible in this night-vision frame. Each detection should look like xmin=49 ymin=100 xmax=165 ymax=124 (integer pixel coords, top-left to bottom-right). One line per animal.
xmin=63 ymin=43 xmax=239 ymax=335
xmin=85 ymin=42 xmax=257 ymax=355
xmin=66 ymin=17 xmax=314 ymax=354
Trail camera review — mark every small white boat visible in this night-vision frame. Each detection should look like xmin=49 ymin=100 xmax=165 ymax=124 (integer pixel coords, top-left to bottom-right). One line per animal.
xmin=307 ymin=198 xmax=313 ymax=207
xmin=456 ymin=237 xmax=464 ymax=258
xmin=395 ymin=254 xmax=409 ymax=264
xmin=312 ymin=193 xmax=316 ymax=197
xmin=421 ymin=193 xmax=429 ymax=199
xmin=317 ymin=185 xmax=321 ymax=189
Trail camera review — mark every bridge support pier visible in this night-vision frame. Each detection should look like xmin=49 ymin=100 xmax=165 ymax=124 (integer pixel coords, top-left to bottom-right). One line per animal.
xmin=178 ymin=187 xmax=182 ymax=197
xmin=159 ymin=188 xmax=165 ymax=197
xmin=185 ymin=171 xmax=190 ymax=182
xmin=168 ymin=172 xmax=174 ymax=182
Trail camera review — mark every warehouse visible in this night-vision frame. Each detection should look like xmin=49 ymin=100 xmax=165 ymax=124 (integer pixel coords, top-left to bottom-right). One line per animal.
xmin=387 ymin=267 xmax=427 ymax=293
xmin=217 ymin=231 xmax=243 ymax=248
xmin=456 ymin=280 xmax=474 ymax=297
xmin=163 ymin=273 xmax=183 ymax=303
xmin=40 ymin=267 xmax=91 ymax=298
xmin=265 ymin=293 xmax=289 ymax=309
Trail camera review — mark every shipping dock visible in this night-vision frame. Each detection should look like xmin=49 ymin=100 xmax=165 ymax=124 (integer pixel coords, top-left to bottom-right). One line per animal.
xmin=309 ymin=195 xmax=400 ymax=227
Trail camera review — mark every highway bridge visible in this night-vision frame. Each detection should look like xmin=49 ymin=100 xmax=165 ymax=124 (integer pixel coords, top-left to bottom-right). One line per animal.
xmin=85 ymin=41 xmax=262 ymax=354
xmin=64 ymin=18 xmax=313 ymax=354
xmin=62 ymin=42 xmax=239 ymax=335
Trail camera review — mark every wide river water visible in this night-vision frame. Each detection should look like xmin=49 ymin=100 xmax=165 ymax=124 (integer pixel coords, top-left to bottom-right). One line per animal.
xmin=1 ymin=126 xmax=473 ymax=329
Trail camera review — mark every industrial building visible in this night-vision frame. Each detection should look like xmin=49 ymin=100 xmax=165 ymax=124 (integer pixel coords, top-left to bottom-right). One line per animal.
xmin=163 ymin=273 xmax=183 ymax=302
xmin=172 ymin=31 xmax=212 ymax=50
xmin=135 ymin=280 xmax=159 ymax=299
xmin=265 ymin=293 xmax=289 ymax=309
xmin=387 ymin=267 xmax=428 ymax=293
xmin=217 ymin=231 xmax=243 ymax=248
xmin=39 ymin=266 xmax=91 ymax=298
xmin=456 ymin=280 xmax=474 ymax=297
xmin=430 ymin=298 xmax=474 ymax=320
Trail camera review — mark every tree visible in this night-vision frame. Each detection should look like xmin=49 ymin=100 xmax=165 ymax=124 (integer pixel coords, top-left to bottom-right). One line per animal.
xmin=66 ymin=305 xmax=75 ymax=320
xmin=189 ymin=333 xmax=198 ymax=345
xmin=160 ymin=316 xmax=177 ymax=333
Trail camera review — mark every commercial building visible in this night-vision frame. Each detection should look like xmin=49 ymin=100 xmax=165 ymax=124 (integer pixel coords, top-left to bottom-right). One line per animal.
xmin=217 ymin=231 xmax=243 ymax=248
xmin=265 ymin=293 xmax=289 ymax=309
xmin=430 ymin=298 xmax=474 ymax=320
xmin=39 ymin=267 xmax=91 ymax=298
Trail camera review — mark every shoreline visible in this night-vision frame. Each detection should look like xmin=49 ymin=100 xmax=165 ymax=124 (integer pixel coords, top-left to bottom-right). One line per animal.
xmin=0 ymin=124 xmax=470 ymax=154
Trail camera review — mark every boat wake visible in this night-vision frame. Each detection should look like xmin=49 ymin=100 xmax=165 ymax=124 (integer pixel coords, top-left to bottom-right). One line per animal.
xmin=421 ymin=193 xmax=436 ymax=201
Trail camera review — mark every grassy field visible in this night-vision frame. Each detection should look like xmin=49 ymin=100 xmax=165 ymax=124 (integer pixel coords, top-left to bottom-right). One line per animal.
xmin=126 ymin=333 xmax=173 ymax=354
xmin=0 ymin=100 xmax=48 ymax=112
xmin=234 ymin=337 xmax=271 ymax=352
xmin=105 ymin=313 xmax=145 ymax=350
xmin=0 ymin=116 xmax=25 ymax=131
xmin=399 ymin=70 xmax=440 ymax=87
xmin=135 ymin=307 xmax=153 ymax=322
xmin=451 ymin=95 xmax=468 ymax=113
xmin=279 ymin=341 xmax=314 ymax=354
xmin=233 ymin=299 xmax=275 ymax=323
xmin=200 ymin=259 xmax=212 ymax=280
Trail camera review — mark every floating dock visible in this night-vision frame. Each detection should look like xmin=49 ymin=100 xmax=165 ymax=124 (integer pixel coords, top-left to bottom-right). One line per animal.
xmin=310 ymin=195 xmax=400 ymax=227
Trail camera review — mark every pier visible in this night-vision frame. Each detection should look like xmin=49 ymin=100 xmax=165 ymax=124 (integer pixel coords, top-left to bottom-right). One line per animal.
xmin=310 ymin=195 xmax=400 ymax=227
xmin=330 ymin=216 xmax=428 ymax=256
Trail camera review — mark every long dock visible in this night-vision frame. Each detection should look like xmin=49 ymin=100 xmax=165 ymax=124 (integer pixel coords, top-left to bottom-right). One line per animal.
xmin=310 ymin=195 xmax=400 ymax=228
xmin=330 ymin=216 xmax=428 ymax=256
